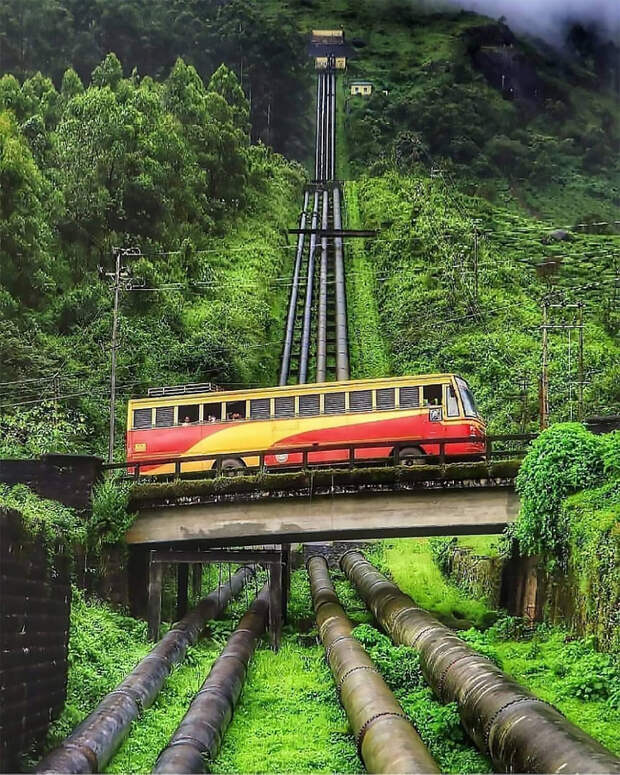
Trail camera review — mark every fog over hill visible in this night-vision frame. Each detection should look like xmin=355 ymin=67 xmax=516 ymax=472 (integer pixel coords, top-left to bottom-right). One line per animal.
xmin=419 ymin=0 xmax=620 ymax=46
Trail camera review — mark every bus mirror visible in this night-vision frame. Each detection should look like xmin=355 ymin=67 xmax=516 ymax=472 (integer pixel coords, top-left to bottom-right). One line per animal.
xmin=429 ymin=407 xmax=442 ymax=423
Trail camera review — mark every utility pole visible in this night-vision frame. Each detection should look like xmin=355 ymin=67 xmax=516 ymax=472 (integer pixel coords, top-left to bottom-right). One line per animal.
xmin=473 ymin=223 xmax=479 ymax=309
xmin=577 ymin=302 xmax=584 ymax=421
xmin=103 ymin=247 xmax=140 ymax=463
xmin=539 ymin=299 xmax=586 ymax=430
xmin=540 ymin=298 xmax=549 ymax=430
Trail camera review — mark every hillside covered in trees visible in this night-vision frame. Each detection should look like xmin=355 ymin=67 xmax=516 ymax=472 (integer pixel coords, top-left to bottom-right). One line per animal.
xmin=0 ymin=0 xmax=618 ymax=455
xmin=0 ymin=54 xmax=303 ymax=456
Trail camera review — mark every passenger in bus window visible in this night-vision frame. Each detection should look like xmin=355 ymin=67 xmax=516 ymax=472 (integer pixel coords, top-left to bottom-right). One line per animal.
xmin=232 ymin=412 xmax=241 ymax=420
xmin=182 ymin=416 xmax=192 ymax=425
xmin=207 ymin=414 xmax=217 ymax=423
xmin=424 ymin=385 xmax=443 ymax=406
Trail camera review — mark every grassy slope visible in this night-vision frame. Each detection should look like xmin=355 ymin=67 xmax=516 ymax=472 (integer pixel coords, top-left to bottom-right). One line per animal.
xmin=343 ymin=178 xmax=391 ymax=378
xmin=354 ymin=171 xmax=619 ymax=430
xmin=265 ymin=0 xmax=619 ymax=428
xmin=377 ymin=539 xmax=495 ymax=628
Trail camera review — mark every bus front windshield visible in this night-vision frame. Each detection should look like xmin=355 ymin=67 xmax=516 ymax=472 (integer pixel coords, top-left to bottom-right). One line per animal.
xmin=456 ymin=377 xmax=479 ymax=418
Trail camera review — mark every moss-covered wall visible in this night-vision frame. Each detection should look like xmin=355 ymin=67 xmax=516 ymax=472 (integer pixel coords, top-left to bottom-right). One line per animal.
xmin=444 ymin=547 xmax=503 ymax=609
xmin=0 ymin=508 xmax=71 ymax=771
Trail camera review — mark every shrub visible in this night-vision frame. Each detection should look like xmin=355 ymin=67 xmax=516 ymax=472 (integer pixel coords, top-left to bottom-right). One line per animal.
xmin=89 ymin=477 xmax=135 ymax=547
xmin=514 ymin=423 xmax=606 ymax=564
xmin=352 ymin=623 xmax=423 ymax=689
xmin=0 ymin=483 xmax=85 ymax=561
xmin=429 ymin=536 xmax=456 ymax=575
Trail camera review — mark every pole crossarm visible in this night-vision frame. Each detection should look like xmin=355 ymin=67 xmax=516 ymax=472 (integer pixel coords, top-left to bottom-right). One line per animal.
xmin=288 ymin=228 xmax=378 ymax=238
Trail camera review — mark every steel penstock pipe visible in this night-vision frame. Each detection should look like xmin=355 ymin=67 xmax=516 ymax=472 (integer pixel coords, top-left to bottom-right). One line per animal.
xmin=152 ymin=584 xmax=269 ymax=773
xmin=307 ymin=555 xmax=439 ymax=774
xmin=35 ymin=567 xmax=254 ymax=774
xmin=340 ymin=551 xmax=620 ymax=775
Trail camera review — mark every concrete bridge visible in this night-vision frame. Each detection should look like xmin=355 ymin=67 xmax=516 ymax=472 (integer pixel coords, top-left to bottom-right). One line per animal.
xmin=125 ymin=462 xmax=521 ymax=548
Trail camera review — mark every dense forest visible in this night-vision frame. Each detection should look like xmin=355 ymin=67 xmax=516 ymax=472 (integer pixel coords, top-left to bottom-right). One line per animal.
xmin=0 ymin=55 xmax=304 ymax=456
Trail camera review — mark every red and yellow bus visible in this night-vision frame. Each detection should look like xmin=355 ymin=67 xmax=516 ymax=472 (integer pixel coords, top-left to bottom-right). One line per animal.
xmin=126 ymin=374 xmax=486 ymax=475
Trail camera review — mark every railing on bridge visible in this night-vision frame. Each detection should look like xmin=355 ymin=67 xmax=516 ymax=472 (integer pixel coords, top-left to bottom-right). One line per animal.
xmin=103 ymin=434 xmax=537 ymax=480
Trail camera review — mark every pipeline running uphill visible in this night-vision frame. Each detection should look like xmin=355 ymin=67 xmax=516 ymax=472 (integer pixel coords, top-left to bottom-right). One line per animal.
xmin=341 ymin=551 xmax=620 ymax=775
xmin=36 ymin=567 xmax=253 ymax=774
xmin=307 ymin=555 xmax=439 ymax=774
xmin=152 ymin=584 xmax=269 ymax=774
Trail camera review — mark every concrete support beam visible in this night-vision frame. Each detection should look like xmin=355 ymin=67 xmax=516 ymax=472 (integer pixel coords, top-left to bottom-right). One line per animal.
xmin=126 ymin=488 xmax=519 ymax=547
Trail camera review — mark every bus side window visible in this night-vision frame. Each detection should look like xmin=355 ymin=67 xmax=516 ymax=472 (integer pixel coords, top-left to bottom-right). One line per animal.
xmin=203 ymin=402 xmax=222 ymax=422
xmin=250 ymin=398 xmax=270 ymax=420
xmin=155 ymin=406 xmax=174 ymax=427
xmin=133 ymin=408 xmax=153 ymax=429
xmin=226 ymin=400 xmax=246 ymax=420
xmin=350 ymin=390 xmax=372 ymax=412
xmin=179 ymin=404 xmax=199 ymax=425
xmin=324 ymin=392 xmax=345 ymax=415
xmin=446 ymin=385 xmax=460 ymax=417
xmin=423 ymin=384 xmax=442 ymax=406
xmin=299 ymin=394 xmax=320 ymax=417
xmin=376 ymin=388 xmax=395 ymax=410
xmin=399 ymin=386 xmax=420 ymax=408
xmin=275 ymin=397 xmax=295 ymax=418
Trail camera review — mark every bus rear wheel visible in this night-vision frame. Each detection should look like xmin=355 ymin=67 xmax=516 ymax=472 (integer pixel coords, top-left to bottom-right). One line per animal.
xmin=221 ymin=457 xmax=245 ymax=476
xmin=398 ymin=447 xmax=425 ymax=466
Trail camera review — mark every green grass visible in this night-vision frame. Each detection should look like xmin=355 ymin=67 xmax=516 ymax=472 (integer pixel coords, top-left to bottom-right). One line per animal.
xmin=462 ymin=625 xmax=620 ymax=755
xmin=377 ymin=538 xmax=497 ymax=628
xmin=211 ymin=640 xmax=359 ymax=773
xmin=211 ymin=567 xmax=360 ymax=773
xmin=42 ymin=590 xmax=151 ymax=753
xmin=106 ymin=640 xmax=223 ymax=773
xmin=344 ymin=179 xmax=391 ymax=379
xmin=455 ymin=534 xmax=501 ymax=556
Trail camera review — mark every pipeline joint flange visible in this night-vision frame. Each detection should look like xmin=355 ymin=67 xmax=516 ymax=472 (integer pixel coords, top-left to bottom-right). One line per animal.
xmin=324 ymin=634 xmax=355 ymax=663
xmin=483 ymin=696 xmax=564 ymax=748
xmin=106 ymin=688 xmax=143 ymax=716
xmin=336 ymin=664 xmax=378 ymax=694
xmin=167 ymin=734 xmax=210 ymax=755
xmin=54 ymin=742 xmax=99 ymax=772
xmin=356 ymin=711 xmax=410 ymax=756
xmin=437 ymin=653 xmax=472 ymax=702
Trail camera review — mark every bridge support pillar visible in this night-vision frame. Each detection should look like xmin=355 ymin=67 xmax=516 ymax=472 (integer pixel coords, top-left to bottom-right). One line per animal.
xmin=269 ymin=561 xmax=282 ymax=652
xmin=147 ymin=551 xmax=163 ymax=641
xmin=176 ymin=563 xmax=189 ymax=620
xmin=281 ymin=544 xmax=291 ymax=625
xmin=192 ymin=563 xmax=203 ymax=602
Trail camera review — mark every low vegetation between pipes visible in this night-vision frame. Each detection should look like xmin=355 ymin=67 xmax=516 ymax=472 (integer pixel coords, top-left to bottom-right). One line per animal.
xmin=307 ymin=555 xmax=439 ymax=774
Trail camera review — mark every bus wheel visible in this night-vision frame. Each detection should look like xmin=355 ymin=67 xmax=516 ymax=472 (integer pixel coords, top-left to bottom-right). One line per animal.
xmin=221 ymin=458 xmax=245 ymax=476
xmin=398 ymin=447 xmax=425 ymax=466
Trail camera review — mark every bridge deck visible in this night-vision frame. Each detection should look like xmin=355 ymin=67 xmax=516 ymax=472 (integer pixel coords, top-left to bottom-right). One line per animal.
xmin=125 ymin=463 xmax=521 ymax=547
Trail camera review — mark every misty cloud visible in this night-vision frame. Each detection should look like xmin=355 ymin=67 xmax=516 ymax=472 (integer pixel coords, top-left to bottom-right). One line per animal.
xmin=441 ymin=0 xmax=620 ymax=45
